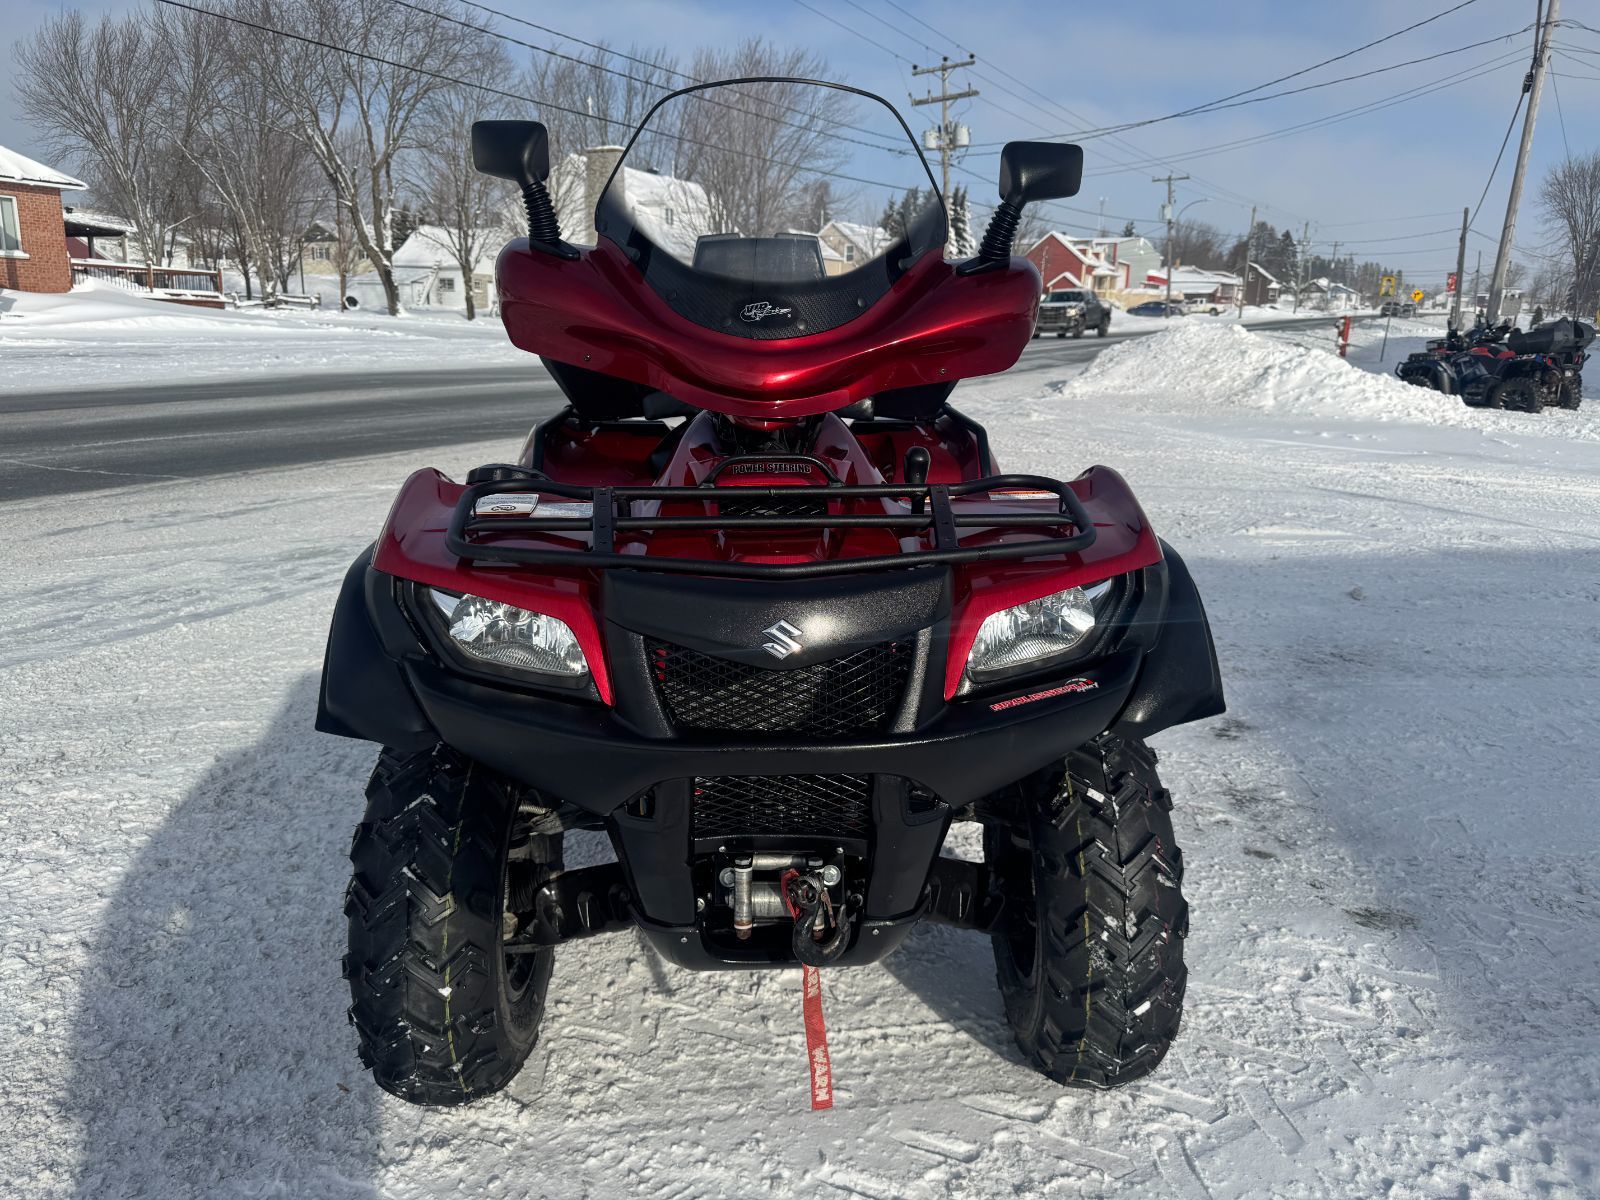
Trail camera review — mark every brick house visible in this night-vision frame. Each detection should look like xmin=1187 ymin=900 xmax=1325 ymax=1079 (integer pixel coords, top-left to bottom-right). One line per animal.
xmin=0 ymin=145 xmax=85 ymax=294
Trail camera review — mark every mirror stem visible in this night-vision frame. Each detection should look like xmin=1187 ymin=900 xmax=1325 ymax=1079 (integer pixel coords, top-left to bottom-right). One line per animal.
xmin=976 ymin=199 xmax=1023 ymax=264
xmin=523 ymin=180 xmax=563 ymax=244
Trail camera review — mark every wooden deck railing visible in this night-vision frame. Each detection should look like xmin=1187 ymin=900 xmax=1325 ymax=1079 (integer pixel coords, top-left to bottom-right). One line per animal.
xmin=70 ymin=259 xmax=226 ymax=307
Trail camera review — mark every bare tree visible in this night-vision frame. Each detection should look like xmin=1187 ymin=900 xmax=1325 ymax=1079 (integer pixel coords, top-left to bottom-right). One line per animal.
xmin=524 ymin=43 xmax=681 ymax=239
xmin=667 ymin=44 xmax=854 ymax=237
xmin=409 ymin=70 xmax=517 ymax=319
xmin=1169 ymin=219 xmax=1228 ymax=271
xmin=238 ymin=0 xmax=486 ymax=315
xmin=1539 ymin=152 xmax=1600 ymax=318
xmin=157 ymin=4 xmax=319 ymax=303
xmin=15 ymin=10 xmax=199 ymax=266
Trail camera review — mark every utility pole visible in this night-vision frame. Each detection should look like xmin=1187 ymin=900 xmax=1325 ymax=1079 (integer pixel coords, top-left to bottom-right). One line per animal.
xmin=911 ymin=56 xmax=978 ymax=238
xmin=1473 ymin=250 xmax=1483 ymax=320
xmin=1293 ymin=220 xmax=1310 ymax=312
xmin=1153 ymin=173 xmax=1189 ymax=315
xmin=1238 ymin=203 xmax=1255 ymax=318
xmin=1487 ymin=0 xmax=1559 ymax=323
xmin=1451 ymin=205 xmax=1469 ymax=329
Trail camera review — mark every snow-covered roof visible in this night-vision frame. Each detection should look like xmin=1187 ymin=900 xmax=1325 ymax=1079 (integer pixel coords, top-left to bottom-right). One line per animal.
xmin=821 ymin=220 xmax=892 ymax=258
xmin=392 ymin=226 xmax=499 ymax=275
xmin=0 ymin=144 xmax=86 ymax=191
xmin=1247 ymin=261 xmax=1279 ymax=285
xmin=1159 ymin=266 xmax=1241 ymax=286
xmin=619 ymin=167 xmax=716 ymax=261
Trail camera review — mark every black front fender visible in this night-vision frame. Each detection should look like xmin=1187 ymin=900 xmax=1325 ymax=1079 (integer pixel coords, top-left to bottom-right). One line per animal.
xmin=316 ymin=547 xmax=437 ymax=750
xmin=1113 ymin=541 xmax=1225 ymax=739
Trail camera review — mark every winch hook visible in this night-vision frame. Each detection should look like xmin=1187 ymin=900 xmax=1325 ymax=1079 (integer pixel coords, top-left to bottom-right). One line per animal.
xmin=781 ymin=870 xmax=850 ymax=967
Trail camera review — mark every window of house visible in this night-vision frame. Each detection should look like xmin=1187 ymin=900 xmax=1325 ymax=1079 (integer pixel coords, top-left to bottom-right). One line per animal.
xmin=309 ymin=243 xmax=331 ymax=261
xmin=0 ymin=196 xmax=22 ymax=255
xmin=844 ymin=244 xmax=856 ymax=263
xmin=438 ymin=275 xmax=455 ymax=292
xmin=662 ymin=207 xmax=675 ymax=226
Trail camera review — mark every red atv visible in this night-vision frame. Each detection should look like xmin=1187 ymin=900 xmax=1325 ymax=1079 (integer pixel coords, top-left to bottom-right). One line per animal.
xmin=319 ymin=79 xmax=1223 ymax=1105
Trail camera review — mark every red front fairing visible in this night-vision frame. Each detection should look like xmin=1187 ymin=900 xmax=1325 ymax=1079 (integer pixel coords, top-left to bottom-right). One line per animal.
xmin=497 ymin=238 xmax=1042 ymax=416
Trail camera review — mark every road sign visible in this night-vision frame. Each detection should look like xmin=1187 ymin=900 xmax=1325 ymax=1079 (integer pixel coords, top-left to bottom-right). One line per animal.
xmin=1412 ymin=289 xmax=1425 ymax=303
xmin=1446 ymin=273 xmax=1458 ymax=293
xmin=1380 ymin=275 xmax=1397 ymax=297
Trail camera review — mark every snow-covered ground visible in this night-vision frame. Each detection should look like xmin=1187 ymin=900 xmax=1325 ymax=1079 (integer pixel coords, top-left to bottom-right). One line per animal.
xmin=0 ymin=282 xmax=528 ymax=394
xmin=3 ymin=322 xmax=1598 ymax=1198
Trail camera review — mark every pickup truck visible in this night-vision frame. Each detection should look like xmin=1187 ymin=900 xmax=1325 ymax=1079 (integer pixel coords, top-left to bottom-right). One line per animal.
xmin=1033 ymin=287 xmax=1112 ymax=338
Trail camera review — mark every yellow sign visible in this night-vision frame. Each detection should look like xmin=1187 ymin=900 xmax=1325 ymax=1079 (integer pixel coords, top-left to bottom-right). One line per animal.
xmin=1411 ymin=289 xmax=1425 ymax=303
xmin=1380 ymin=275 xmax=1397 ymax=296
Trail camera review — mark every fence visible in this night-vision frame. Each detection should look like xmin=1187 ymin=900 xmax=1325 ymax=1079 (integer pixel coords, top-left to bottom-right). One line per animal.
xmin=69 ymin=259 xmax=226 ymax=308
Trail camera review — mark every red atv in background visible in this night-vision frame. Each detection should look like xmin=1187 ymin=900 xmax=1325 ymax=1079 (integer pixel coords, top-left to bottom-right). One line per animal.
xmin=318 ymin=79 xmax=1223 ymax=1106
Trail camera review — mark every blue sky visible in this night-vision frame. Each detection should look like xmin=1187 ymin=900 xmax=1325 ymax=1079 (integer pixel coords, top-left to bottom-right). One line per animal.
xmin=7 ymin=0 xmax=1595 ymax=284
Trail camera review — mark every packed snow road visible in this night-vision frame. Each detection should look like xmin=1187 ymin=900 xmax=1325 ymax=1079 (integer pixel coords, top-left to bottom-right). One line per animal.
xmin=3 ymin=320 xmax=1597 ymax=1198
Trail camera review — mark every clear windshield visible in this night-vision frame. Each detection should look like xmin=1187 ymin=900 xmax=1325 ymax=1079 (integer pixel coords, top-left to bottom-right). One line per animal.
xmin=591 ymin=78 xmax=947 ymax=340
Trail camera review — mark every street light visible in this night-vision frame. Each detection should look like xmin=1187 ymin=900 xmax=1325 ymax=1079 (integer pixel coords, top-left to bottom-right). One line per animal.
xmin=1165 ymin=198 xmax=1208 ymax=317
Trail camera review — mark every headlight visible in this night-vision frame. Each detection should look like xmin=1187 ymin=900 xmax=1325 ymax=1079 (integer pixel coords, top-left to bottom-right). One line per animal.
xmin=962 ymin=580 xmax=1116 ymax=689
xmin=428 ymin=588 xmax=589 ymax=678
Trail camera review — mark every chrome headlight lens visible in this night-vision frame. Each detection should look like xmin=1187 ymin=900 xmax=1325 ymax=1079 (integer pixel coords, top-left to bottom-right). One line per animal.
xmin=428 ymin=588 xmax=588 ymax=678
xmin=963 ymin=580 xmax=1116 ymax=689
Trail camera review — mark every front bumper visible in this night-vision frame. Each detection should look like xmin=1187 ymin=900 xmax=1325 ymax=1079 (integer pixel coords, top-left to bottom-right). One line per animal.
xmin=318 ymin=545 xmax=1221 ymax=969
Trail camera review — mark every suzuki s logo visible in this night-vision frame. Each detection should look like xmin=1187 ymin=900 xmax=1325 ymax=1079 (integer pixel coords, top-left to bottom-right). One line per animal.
xmin=760 ymin=620 xmax=804 ymax=660
xmin=741 ymin=300 xmax=793 ymax=323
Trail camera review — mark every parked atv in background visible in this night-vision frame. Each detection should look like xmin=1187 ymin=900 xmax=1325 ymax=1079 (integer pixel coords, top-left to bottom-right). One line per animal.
xmin=1033 ymin=287 xmax=1112 ymax=338
xmin=319 ymin=79 xmax=1223 ymax=1107
xmin=1397 ymin=318 xmax=1591 ymax=412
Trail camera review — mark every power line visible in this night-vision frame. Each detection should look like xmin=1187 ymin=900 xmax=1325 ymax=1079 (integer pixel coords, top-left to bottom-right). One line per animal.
xmin=1468 ymin=77 xmax=1530 ymax=230
xmin=969 ymin=27 xmax=1531 ymax=147
xmin=388 ymin=0 xmax=912 ymax=155
xmin=152 ymin=0 xmax=932 ymax=197
xmin=1069 ymin=48 xmax=1527 ymax=177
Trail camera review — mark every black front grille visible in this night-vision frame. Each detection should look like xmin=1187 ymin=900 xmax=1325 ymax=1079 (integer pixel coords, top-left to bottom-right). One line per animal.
xmin=692 ymin=774 xmax=873 ymax=838
xmin=647 ymin=638 xmax=912 ymax=738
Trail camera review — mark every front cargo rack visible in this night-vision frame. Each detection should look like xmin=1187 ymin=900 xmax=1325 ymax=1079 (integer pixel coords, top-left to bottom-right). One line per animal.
xmin=445 ymin=456 xmax=1097 ymax=579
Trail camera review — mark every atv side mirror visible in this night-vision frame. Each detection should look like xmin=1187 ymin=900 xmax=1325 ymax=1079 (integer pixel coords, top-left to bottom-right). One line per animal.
xmin=998 ymin=141 xmax=1084 ymax=207
xmin=472 ymin=120 xmax=577 ymax=259
xmin=960 ymin=141 xmax=1084 ymax=273
xmin=472 ymin=120 xmax=551 ymax=187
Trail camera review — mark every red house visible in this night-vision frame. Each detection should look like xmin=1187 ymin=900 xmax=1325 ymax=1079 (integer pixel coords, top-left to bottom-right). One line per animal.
xmin=1024 ymin=232 xmax=1127 ymax=294
xmin=0 ymin=144 xmax=85 ymax=294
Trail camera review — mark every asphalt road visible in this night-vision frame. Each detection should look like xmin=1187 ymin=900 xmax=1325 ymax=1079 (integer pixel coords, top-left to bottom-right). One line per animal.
xmin=0 ymin=316 xmax=1350 ymax=502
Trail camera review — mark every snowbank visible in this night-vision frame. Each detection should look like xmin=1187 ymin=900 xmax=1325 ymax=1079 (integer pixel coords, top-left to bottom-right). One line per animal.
xmin=0 ymin=281 xmax=530 ymax=394
xmin=1062 ymin=320 xmax=1600 ymax=436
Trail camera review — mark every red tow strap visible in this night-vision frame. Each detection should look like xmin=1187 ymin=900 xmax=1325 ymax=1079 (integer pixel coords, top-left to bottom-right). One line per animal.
xmin=781 ymin=869 xmax=834 ymax=1111
xmin=801 ymin=964 xmax=834 ymax=1111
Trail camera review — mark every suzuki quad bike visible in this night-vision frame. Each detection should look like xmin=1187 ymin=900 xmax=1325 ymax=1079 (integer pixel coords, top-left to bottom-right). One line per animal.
xmin=317 ymin=79 xmax=1224 ymax=1106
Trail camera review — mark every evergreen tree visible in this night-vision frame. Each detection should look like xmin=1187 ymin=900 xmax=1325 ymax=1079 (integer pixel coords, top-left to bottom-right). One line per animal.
xmin=948 ymin=184 xmax=975 ymax=257
xmin=1121 ymin=218 xmax=1137 ymax=238
xmin=1277 ymin=229 xmax=1299 ymax=285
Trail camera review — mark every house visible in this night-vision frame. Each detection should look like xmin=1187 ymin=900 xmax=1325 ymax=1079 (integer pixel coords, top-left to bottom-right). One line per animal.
xmin=1090 ymin=236 xmax=1161 ymax=293
xmin=1025 ymin=232 xmax=1123 ymax=295
xmin=391 ymin=225 xmax=499 ymax=311
xmin=0 ymin=144 xmax=85 ymax=293
xmin=818 ymin=221 xmax=890 ymax=275
xmin=1242 ymin=261 xmax=1280 ymax=307
xmin=553 ymin=148 xmax=717 ymax=261
xmin=1303 ymin=277 xmax=1360 ymax=310
xmin=1146 ymin=266 xmax=1241 ymax=305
